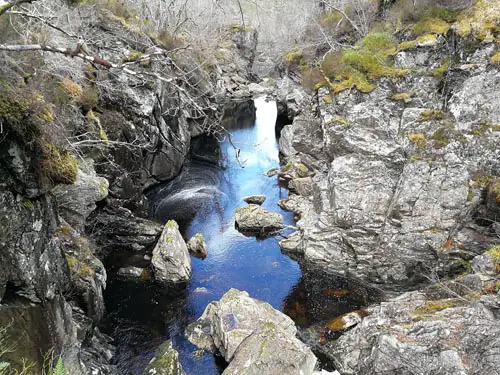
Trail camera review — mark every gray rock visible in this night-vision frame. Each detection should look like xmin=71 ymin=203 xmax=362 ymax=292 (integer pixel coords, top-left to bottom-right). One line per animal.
xmin=187 ymin=233 xmax=208 ymax=259
xmin=88 ymin=206 xmax=163 ymax=253
xmin=53 ymin=161 xmax=109 ymax=231
xmin=235 ymin=204 xmax=284 ymax=234
xmin=142 ymin=340 xmax=185 ymax=375
xmin=289 ymin=177 xmax=313 ymax=196
xmin=186 ymin=289 xmax=316 ymax=374
xmin=151 ymin=220 xmax=192 ymax=284
xmin=471 ymin=253 xmax=498 ymax=277
xmin=117 ymin=267 xmax=145 ymax=279
xmin=323 ymin=292 xmax=500 ymax=375
xmin=242 ymin=195 xmax=266 ymax=205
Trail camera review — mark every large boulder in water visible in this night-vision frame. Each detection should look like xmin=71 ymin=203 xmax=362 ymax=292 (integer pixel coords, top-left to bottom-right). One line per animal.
xmin=234 ymin=204 xmax=284 ymax=234
xmin=151 ymin=220 xmax=191 ymax=284
xmin=186 ymin=289 xmax=317 ymax=375
xmin=142 ymin=340 xmax=185 ymax=375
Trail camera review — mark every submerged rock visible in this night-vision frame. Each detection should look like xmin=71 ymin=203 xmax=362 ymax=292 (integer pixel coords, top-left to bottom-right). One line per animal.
xmin=151 ymin=220 xmax=192 ymax=284
xmin=234 ymin=204 xmax=284 ymax=234
xmin=187 ymin=233 xmax=208 ymax=259
xmin=142 ymin=340 xmax=185 ymax=375
xmin=186 ymin=289 xmax=317 ymax=374
xmin=117 ymin=266 xmax=145 ymax=279
xmin=242 ymin=195 xmax=266 ymax=205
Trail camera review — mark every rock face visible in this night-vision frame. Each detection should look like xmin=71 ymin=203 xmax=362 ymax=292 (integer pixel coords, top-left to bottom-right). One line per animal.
xmin=235 ymin=204 xmax=284 ymax=234
xmin=52 ymin=161 xmax=109 ymax=231
xmin=151 ymin=220 xmax=192 ymax=284
xmin=142 ymin=340 xmax=185 ymax=375
xmin=279 ymin=40 xmax=500 ymax=290
xmin=324 ymin=290 xmax=500 ymax=375
xmin=186 ymin=289 xmax=317 ymax=375
xmin=187 ymin=233 xmax=208 ymax=259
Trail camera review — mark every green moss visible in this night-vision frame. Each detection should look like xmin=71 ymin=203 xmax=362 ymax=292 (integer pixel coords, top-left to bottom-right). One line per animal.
xmin=412 ymin=18 xmax=450 ymax=35
xmin=194 ymin=233 xmax=205 ymax=242
xmin=472 ymin=175 xmax=494 ymax=188
xmin=77 ymin=86 xmax=98 ymax=111
xmin=284 ymin=48 xmax=307 ymax=71
xmin=66 ymin=255 xmax=95 ymax=278
xmin=315 ymin=31 xmax=407 ymax=94
xmin=41 ymin=145 xmax=78 ymax=185
xmin=419 ymin=110 xmax=444 ymax=122
xmin=166 ymin=220 xmax=177 ymax=229
xmin=391 ymin=92 xmax=414 ymax=102
xmin=322 ymin=95 xmax=333 ymax=103
xmin=455 ymin=0 xmax=500 ymax=41
xmin=397 ymin=40 xmax=417 ymax=51
xmin=414 ymin=300 xmax=457 ymax=314
xmin=485 ymin=245 xmax=500 ymax=272
xmin=408 ymin=133 xmax=426 ymax=149
xmin=432 ymin=58 xmax=450 ymax=79
xmin=430 ymin=127 xmax=451 ymax=149
xmin=472 ymin=119 xmax=500 ymax=135
xmin=297 ymin=163 xmax=309 ymax=177
xmin=491 ymin=52 xmax=500 ymax=64
xmin=123 ymin=50 xmax=144 ymax=62
xmin=20 ymin=199 xmax=33 ymax=209
xmin=330 ymin=117 xmax=350 ymax=126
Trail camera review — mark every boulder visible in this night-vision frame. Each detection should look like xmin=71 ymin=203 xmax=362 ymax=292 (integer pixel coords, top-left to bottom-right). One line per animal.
xmin=142 ymin=340 xmax=185 ymax=375
xmin=151 ymin=220 xmax=192 ymax=284
xmin=186 ymin=289 xmax=317 ymax=374
xmin=234 ymin=204 xmax=284 ymax=234
xmin=187 ymin=233 xmax=208 ymax=259
xmin=242 ymin=195 xmax=266 ymax=205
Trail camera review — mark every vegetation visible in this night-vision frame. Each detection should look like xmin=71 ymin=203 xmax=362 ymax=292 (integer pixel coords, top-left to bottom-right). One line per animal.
xmin=414 ymin=299 xmax=458 ymax=315
xmin=419 ymin=110 xmax=444 ymax=122
xmin=407 ymin=133 xmax=426 ymax=150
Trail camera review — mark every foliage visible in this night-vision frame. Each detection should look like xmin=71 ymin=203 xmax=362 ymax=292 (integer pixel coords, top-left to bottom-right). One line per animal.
xmin=412 ymin=17 xmax=450 ymax=35
xmin=76 ymin=86 xmax=99 ymax=112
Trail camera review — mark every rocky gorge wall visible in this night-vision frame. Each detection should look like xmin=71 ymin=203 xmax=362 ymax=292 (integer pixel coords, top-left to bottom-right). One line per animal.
xmin=0 ymin=0 xmax=259 ymax=373
xmin=271 ymin=0 xmax=500 ymax=372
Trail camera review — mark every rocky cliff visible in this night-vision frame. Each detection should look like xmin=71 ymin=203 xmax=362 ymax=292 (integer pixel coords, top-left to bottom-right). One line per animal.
xmin=274 ymin=0 xmax=499 ymax=372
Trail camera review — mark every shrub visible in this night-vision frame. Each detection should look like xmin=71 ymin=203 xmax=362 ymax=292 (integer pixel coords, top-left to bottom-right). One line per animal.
xmin=77 ymin=86 xmax=99 ymax=112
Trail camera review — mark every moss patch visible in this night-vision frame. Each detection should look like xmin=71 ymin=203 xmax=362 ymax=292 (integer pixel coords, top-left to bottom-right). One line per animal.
xmin=485 ymin=245 xmax=500 ymax=272
xmin=414 ymin=299 xmax=458 ymax=315
xmin=408 ymin=133 xmax=426 ymax=149
xmin=412 ymin=18 xmax=450 ymax=35
xmin=455 ymin=0 xmax=500 ymax=41
xmin=490 ymin=52 xmax=500 ymax=64
xmin=419 ymin=109 xmax=444 ymax=122
xmin=391 ymin=92 xmax=414 ymax=103
xmin=41 ymin=144 xmax=78 ymax=185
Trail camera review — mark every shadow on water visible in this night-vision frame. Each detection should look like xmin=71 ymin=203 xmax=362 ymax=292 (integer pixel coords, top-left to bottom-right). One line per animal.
xmin=102 ymin=97 xmax=381 ymax=374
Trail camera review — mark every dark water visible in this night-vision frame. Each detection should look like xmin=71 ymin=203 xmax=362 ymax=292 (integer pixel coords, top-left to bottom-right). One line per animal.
xmin=102 ymin=98 xmax=378 ymax=374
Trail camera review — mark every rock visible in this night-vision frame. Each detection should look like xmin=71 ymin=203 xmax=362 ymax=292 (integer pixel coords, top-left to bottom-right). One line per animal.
xmin=264 ymin=167 xmax=279 ymax=177
xmin=242 ymin=195 xmax=266 ymax=205
xmin=142 ymin=340 xmax=185 ymax=375
xmin=151 ymin=220 xmax=192 ymax=284
xmin=472 ymin=252 xmax=498 ymax=277
xmin=289 ymin=177 xmax=313 ymax=196
xmin=186 ymin=289 xmax=317 ymax=374
xmin=321 ymin=292 xmax=500 ymax=375
xmin=234 ymin=204 xmax=284 ymax=234
xmin=117 ymin=266 xmax=145 ymax=279
xmin=52 ymin=161 xmax=109 ymax=231
xmin=325 ymin=310 xmax=366 ymax=332
xmin=187 ymin=233 xmax=208 ymax=259
xmin=87 ymin=205 xmax=163 ymax=253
